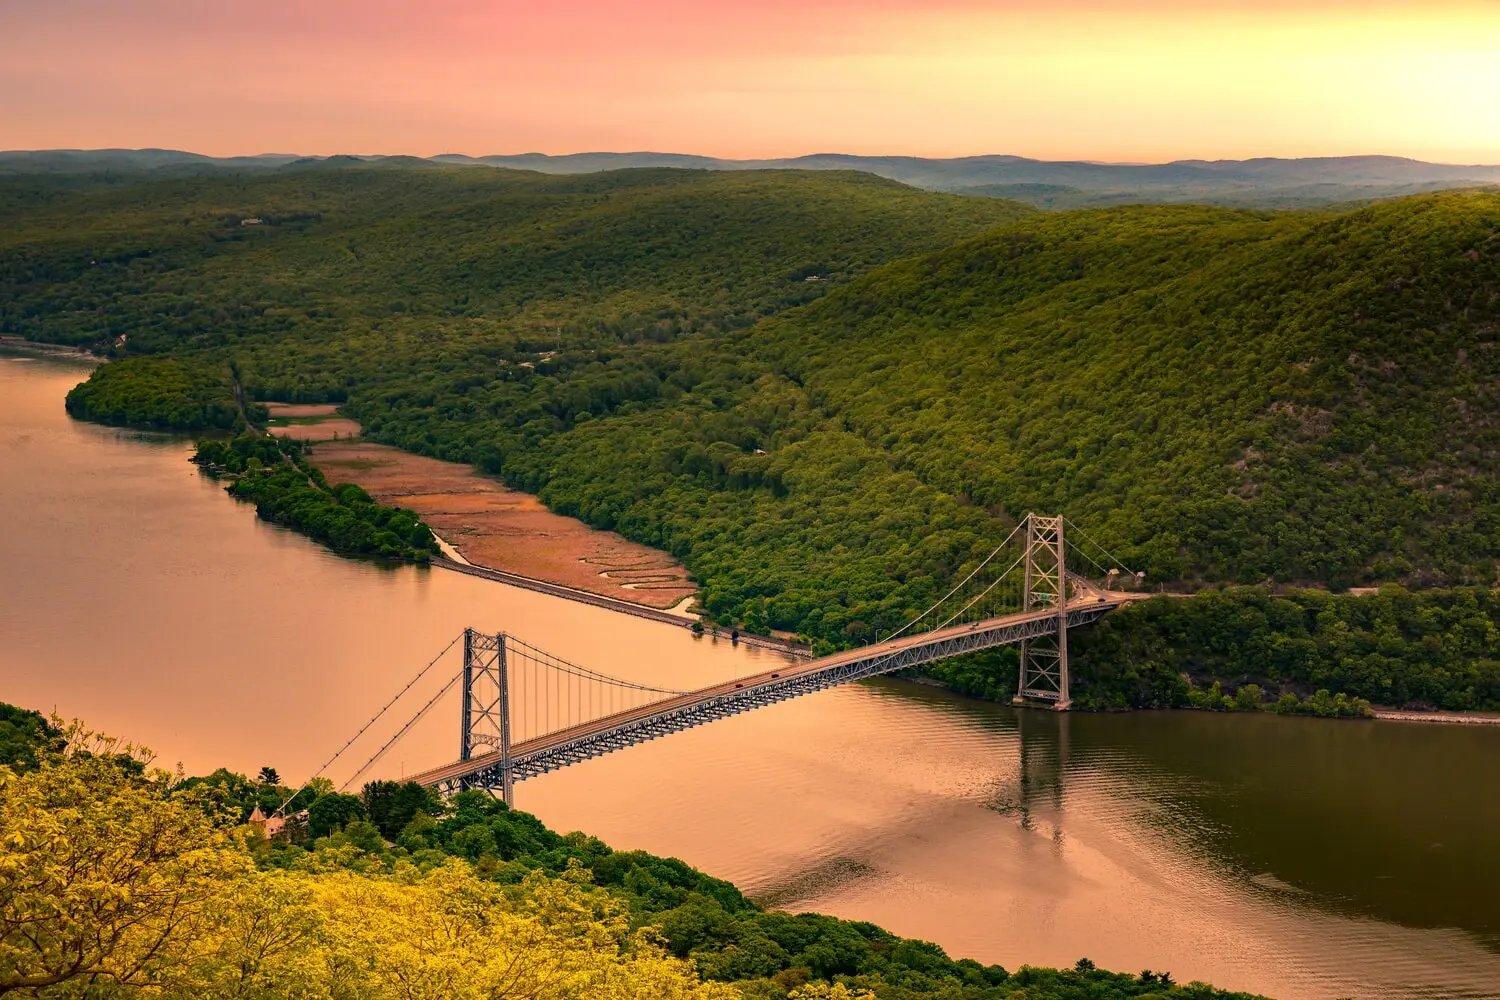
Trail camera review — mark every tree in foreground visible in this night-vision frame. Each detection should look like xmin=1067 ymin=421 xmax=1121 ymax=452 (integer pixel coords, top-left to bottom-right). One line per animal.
xmin=0 ymin=726 xmax=240 ymax=995
xmin=0 ymin=708 xmax=1265 ymax=999
xmin=0 ymin=725 xmax=734 ymax=999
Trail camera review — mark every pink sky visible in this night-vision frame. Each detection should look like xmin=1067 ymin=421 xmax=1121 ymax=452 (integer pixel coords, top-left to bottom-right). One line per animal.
xmin=2 ymin=0 xmax=1498 ymax=162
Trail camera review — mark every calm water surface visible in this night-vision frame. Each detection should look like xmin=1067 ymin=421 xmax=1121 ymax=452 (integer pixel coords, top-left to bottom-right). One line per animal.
xmin=2 ymin=352 xmax=1497 ymax=999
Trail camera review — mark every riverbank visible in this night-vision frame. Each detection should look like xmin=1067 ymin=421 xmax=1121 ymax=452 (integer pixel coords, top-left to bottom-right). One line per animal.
xmin=314 ymin=437 xmax=702 ymax=609
xmin=51 ymin=376 xmax=1500 ymax=716
xmin=239 ymin=403 xmax=1500 ymax=702
xmin=267 ymin=406 xmax=698 ymax=611
xmin=0 ymin=335 xmax=100 ymax=360
xmin=1373 ymin=708 xmax=1500 ymax=726
xmin=265 ymin=404 xmax=811 ymax=656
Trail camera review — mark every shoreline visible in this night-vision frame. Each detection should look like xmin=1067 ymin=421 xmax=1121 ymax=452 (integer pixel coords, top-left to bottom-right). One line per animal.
xmin=0 ymin=335 xmax=103 ymax=361
xmin=905 ymin=675 xmax=1500 ymax=727
xmin=60 ymin=390 xmax=1495 ymax=710
xmin=1372 ymin=708 xmax=1500 ymax=726
xmin=433 ymin=555 xmax=811 ymax=657
xmin=232 ymin=403 xmax=814 ymax=656
xmin=295 ymin=430 xmax=703 ymax=613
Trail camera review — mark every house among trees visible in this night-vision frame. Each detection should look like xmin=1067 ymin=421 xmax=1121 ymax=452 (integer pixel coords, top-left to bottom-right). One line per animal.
xmin=247 ymin=805 xmax=307 ymax=841
xmin=246 ymin=805 xmax=285 ymax=838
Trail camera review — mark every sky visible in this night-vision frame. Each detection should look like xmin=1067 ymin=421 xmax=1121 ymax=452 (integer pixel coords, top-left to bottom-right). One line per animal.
xmin=2 ymin=0 xmax=1498 ymax=163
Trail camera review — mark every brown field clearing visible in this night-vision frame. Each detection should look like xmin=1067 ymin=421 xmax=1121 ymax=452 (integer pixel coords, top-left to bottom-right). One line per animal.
xmin=264 ymin=402 xmax=363 ymax=441
xmin=307 ymin=437 xmax=698 ymax=611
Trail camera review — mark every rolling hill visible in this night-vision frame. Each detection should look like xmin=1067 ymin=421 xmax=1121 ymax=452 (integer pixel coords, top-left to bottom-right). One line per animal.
xmin=357 ymin=191 xmax=1494 ymax=644
xmin=1 ymin=163 xmax=1028 ymax=401
xmin=4 ymin=147 xmax=1497 ymax=208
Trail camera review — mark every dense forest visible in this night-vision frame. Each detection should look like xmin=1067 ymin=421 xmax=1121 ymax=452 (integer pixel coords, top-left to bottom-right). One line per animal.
xmin=1072 ymin=587 xmax=1500 ymax=712
xmin=194 ymin=434 xmax=441 ymax=562
xmin=354 ymin=191 xmax=1499 ymax=652
xmin=927 ymin=587 xmax=1500 ymax=712
xmin=0 ymin=703 xmax=1263 ymax=999
xmin=5 ymin=165 xmax=1498 ymax=705
xmin=64 ymin=355 xmax=263 ymax=429
xmin=0 ymin=164 xmax=1027 ymax=365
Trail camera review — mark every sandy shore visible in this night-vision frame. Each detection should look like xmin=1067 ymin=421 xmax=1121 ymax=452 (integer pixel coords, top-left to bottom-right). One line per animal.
xmin=1373 ymin=709 xmax=1500 ymax=726
xmin=258 ymin=406 xmax=831 ymax=651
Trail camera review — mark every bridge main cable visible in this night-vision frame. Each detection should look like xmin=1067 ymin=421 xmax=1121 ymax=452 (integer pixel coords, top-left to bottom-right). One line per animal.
xmin=504 ymin=634 xmax=685 ymax=695
xmin=272 ymin=631 xmax=463 ymax=815
xmin=341 ymin=665 xmax=466 ymax=791
xmin=878 ymin=519 xmax=1025 ymax=643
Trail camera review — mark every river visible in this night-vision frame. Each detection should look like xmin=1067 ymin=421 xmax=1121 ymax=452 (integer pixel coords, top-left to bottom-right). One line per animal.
xmin=2 ymin=350 xmax=1497 ymax=999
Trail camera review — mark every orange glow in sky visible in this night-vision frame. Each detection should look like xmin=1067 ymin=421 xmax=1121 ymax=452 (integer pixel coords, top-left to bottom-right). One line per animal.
xmin=2 ymin=0 xmax=1498 ymax=162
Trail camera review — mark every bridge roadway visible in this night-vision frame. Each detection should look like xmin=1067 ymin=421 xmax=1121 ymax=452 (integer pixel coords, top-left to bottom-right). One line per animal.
xmin=409 ymin=590 xmax=1140 ymax=792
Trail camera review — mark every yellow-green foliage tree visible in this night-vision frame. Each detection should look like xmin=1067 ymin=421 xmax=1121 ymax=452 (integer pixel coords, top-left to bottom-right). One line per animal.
xmin=0 ymin=730 xmax=733 ymax=999
xmin=0 ymin=727 xmax=241 ymax=995
xmin=178 ymin=865 xmax=735 ymax=1000
xmin=788 ymin=986 xmax=877 ymax=1000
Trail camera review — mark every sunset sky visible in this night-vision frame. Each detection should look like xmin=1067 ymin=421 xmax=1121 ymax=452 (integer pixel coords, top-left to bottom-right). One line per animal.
xmin=3 ymin=0 xmax=1498 ymax=162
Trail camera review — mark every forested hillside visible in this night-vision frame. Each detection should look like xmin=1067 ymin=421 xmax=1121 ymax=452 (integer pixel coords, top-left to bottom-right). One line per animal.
xmin=0 ymin=163 xmax=1027 ymax=370
xmin=7 ymin=167 xmax=1497 ymax=658
xmin=356 ymin=193 xmax=1498 ymax=642
xmin=742 ymin=196 xmax=1500 ymax=590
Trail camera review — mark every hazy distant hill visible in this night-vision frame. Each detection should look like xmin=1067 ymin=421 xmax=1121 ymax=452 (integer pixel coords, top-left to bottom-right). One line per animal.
xmin=0 ymin=160 xmax=1027 ymax=367
xmin=0 ymin=147 xmax=304 ymax=173
xmin=4 ymin=147 xmax=1497 ymax=208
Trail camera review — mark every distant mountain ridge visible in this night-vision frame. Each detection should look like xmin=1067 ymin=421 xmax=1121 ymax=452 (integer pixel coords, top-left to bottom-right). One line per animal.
xmin=3 ymin=147 xmax=1497 ymax=208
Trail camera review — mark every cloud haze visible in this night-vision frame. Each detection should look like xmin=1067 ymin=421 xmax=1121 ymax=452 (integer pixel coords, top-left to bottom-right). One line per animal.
xmin=2 ymin=0 xmax=1497 ymax=161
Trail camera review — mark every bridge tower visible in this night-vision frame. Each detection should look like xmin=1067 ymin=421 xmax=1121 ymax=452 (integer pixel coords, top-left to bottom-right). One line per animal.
xmin=460 ymin=628 xmax=515 ymax=805
xmin=1014 ymin=513 xmax=1071 ymax=710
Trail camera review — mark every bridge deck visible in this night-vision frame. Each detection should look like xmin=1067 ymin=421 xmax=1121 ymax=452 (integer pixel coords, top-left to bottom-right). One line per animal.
xmin=408 ymin=591 xmax=1139 ymax=790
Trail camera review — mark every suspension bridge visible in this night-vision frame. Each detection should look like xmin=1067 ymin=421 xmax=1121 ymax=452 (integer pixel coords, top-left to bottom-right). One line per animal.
xmin=308 ymin=514 xmax=1144 ymax=808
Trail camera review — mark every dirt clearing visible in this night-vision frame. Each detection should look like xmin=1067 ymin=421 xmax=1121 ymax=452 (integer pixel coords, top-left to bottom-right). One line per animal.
xmin=309 ymin=438 xmax=698 ymax=611
xmin=265 ymin=402 xmax=363 ymax=441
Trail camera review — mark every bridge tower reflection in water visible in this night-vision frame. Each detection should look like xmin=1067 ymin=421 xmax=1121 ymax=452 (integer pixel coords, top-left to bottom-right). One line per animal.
xmin=1008 ymin=707 xmax=1071 ymax=849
